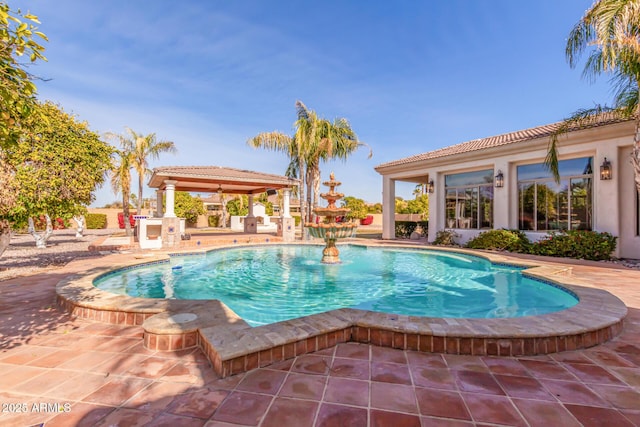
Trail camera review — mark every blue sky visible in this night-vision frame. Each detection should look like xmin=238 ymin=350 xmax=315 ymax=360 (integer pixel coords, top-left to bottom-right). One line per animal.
xmin=15 ymin=0 xmax=612 ymax=206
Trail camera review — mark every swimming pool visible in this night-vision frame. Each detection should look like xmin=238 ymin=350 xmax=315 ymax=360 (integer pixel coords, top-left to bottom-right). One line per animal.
xmin=94 ymin=245 xmax=578 ymax=326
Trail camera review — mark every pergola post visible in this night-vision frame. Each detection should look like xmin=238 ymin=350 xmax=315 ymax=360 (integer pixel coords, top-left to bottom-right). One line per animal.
xmin=278 ymin=188 xmax=295 ymax=241
xmin=382 ymin=176 xmax=396 ymax=239
xmin=155 ymin=190 xmax=164 ymax=217
xmin=164 ymin=180 xmax=177 ymax=218
xmin=282 ymin=189 xmax=291 ymax=218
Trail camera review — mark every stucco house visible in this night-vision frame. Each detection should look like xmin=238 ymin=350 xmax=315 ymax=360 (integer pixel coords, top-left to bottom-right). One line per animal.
xmin=375 ymin=115 xmax=640 ymax=259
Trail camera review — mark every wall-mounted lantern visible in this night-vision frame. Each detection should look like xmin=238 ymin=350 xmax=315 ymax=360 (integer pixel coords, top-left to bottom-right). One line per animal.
xmin=600 ymin=158 xmax=612 ymax=180
xmin=426 ymin=179 xmax=434 ymax=194
xmin=495 ymin=170 xmax=504 ymax=188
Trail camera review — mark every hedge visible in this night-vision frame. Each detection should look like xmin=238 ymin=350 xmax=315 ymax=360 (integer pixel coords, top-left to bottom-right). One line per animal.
xmin=463 ymin=229 xmax=617 ymax=261
xmin=465 ymin=229 xmax=531 ymax=252
xmin=529 ymin=230 xmax=617 ymax=261
xmin=85 ymin=213 xmax=107 ymax=229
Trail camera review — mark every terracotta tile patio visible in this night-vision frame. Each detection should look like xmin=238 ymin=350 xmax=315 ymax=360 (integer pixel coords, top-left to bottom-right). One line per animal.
xmin=1 ymin=247 xmax=640 ymax=426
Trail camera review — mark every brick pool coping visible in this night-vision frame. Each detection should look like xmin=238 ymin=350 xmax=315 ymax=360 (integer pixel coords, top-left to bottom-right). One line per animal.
xmin=55 ymin=242 xmax=628 ymax=378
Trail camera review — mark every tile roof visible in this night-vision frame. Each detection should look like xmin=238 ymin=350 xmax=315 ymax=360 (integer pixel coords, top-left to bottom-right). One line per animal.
xmin=151 ymin=166 xmax=296 ymax=184
xmin=147 ymin=166 xmax=298 ymax=194
xmin=375 ymin=113 xmax=632 ymax=170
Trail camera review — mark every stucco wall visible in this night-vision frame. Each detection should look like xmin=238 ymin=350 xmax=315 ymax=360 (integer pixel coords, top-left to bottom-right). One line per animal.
xmin=377 ymin=120 xmax=639 ymax=259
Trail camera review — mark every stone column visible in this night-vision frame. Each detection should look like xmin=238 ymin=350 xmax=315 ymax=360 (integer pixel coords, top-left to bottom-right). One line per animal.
xmin=164 ymin=180 xmax=177 ymax=218
xmin=382 ymin=176 xmax=396 ymax=239
xmin=282 ymin=189 xmax=292 ymax=218
xmin=155 ymin=190 xmax=164 ymax=217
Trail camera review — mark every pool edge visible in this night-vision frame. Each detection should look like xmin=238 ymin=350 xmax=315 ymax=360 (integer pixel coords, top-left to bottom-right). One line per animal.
xmin=55 ymin=242 xmax=628 ymax=378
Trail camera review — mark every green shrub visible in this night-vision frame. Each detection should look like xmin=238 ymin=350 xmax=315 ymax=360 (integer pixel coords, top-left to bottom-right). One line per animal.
xmin=342 ymin=196 xmax=368 ymax=220
xmin=207 ymin=215 xmax=220 ymax=227
xmin=433 ymin=229 xmax=459 ymax=246
xmin=85 ymin=213 xmax=107 ymax=229
xmin=466 ymin=229 xmax=531 ymax=252
xmin=395 ymin=221 xmax=418 ymax=238
xmin=530 ymin=230 xmax=617 ymax=261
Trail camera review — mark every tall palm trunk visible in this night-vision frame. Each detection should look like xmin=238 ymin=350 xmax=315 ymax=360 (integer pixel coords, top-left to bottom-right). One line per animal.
xmin=633 ymin=107 xmax=640 ymax=194
xmin=298 ymin=158 xmax=306 ymax=234
xmin=312 ymin=166 xmax=321 ymax=222
xmin=138 ymin=179 xmax=144 ymax=215
xmin=220 ymin=194 xmax=228 ymax=227
xmin=305 ymin=167 xmax=313 ymax=223
xmin=123 ymin=185 xmax=132 ymax=237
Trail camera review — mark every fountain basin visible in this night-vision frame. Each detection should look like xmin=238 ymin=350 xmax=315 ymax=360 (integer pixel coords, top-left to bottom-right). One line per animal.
xmin=306 ymin=222 xmax=358 ymax=240
xmin=313 ymin=207 xmax=350 ymax=217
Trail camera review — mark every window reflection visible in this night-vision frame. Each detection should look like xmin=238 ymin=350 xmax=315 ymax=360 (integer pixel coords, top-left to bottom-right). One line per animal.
xmin=445 ymin=169 xmax=493 ymax=229
xmin=517 ymin=158 xmax=592 ymax=231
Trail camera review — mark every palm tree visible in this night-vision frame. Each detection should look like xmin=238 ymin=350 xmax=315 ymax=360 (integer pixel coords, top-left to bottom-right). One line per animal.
xmin=547 ymin=0 xmax=640 ymax=193
xmin=110 ymin=148 xmax=134 ymax=236
xmin=248 ymin=100 xmax=370 ymax=232
xmin=122 ymin=128 xmax=177 ymax=214
xmin=297 ymin=103 xmax=372 ymax=222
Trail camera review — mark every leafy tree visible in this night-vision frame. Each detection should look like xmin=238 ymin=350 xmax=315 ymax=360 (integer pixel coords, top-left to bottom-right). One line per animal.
xmin=394 ymin=194 xmax=429 ymax=218
xmin=547 ymin=0 xmax=640 ymax=193
xmin=0 ymin=152 xmax=18 ymax=253
xmin=405 ymin=194 xmax=430 ymax=218
xmin=367 ymin=202 xmax=383 ymax=214
xmin=0 ymin=3 xmax=47 ymax=149
xmin=174 ymin=191 xmax=204 ymax=223
xmin=227 ymin=195 xmax=249 ymax=216
xmin=341 ymin=196 xmax=367 ymax=220
xmin=395 ymin=197 xmax=407 ymax=213
xmin=0 ymin=3 xmax=47 ymax=256
xmin=5 ymin=101 xmax=112 ymax=247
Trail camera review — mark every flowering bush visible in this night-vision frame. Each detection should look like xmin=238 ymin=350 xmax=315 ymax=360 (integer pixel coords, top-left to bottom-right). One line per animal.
xmin=529 ymin=230 xmax=617 ymax=261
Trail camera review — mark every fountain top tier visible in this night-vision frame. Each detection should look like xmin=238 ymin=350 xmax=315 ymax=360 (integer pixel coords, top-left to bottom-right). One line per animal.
xmin=314 ymin=172 xmax=349 ymax=217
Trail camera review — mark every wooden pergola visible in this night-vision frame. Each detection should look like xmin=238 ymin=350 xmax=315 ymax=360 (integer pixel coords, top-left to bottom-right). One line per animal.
xmin=148 ymin=165 xmax=298 ymax=195
xmin=145 ymin=166 xmax=299 ymax=243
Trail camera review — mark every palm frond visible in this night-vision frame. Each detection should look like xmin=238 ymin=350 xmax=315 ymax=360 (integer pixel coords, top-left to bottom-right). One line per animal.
xmin=546 ymin=106 xmax=620 ymax=182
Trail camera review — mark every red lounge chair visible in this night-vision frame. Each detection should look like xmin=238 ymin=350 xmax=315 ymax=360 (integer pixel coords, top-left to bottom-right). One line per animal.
xmin=117 ymin=212 xmax=137 ymax=229
xmin=360 ymin=215 xmax=374 ymax=225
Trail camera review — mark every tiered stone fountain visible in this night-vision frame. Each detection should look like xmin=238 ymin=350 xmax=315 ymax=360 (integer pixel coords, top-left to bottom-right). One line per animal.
xmin=305 ymin=172 xmax=358 ymax=263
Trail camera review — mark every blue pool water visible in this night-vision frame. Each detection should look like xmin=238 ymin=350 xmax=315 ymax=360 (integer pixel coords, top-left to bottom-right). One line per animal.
xmin=94 ymin=245 xmax=578 ymax=326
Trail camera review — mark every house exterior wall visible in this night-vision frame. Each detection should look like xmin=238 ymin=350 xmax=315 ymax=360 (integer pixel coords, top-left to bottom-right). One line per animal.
xmin=377 ymin=120 xmax=639 ymax=259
